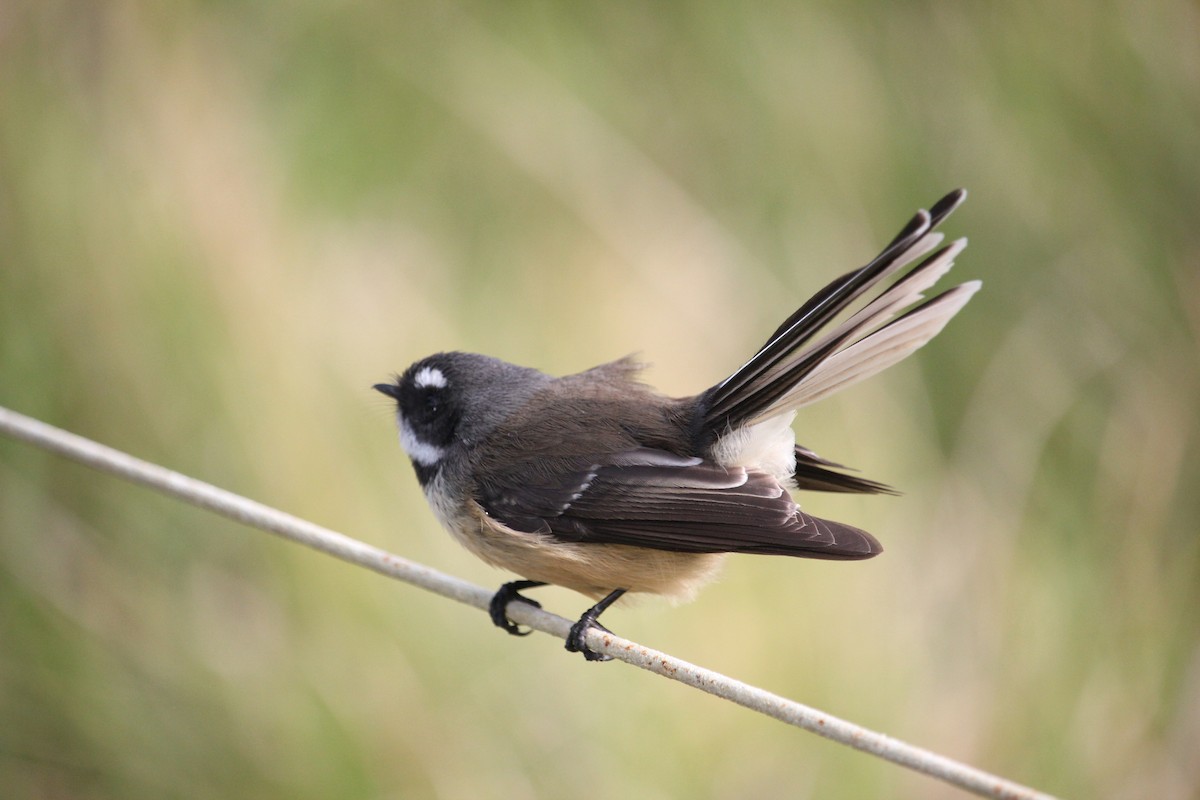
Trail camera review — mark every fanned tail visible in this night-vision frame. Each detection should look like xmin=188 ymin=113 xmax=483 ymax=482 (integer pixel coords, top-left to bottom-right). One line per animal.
xmin=695 ymin=189 xmax=977 ymax=449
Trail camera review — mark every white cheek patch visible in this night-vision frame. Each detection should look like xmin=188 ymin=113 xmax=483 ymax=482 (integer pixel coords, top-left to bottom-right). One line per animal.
xmin=398 ymin=416 xmax=445 ymax=466
xmin=413 ymin=366 xmax=447 ymax=389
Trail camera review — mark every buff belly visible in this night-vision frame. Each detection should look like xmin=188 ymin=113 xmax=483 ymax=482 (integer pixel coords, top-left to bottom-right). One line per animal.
xmin=437 ymin=498 xmax=726 ymax=602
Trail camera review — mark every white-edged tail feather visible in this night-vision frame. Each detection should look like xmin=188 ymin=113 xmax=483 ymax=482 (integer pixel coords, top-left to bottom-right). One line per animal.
xmin=754 ymin=279 xmax=980 ymax=419
xmin=747 ymin=240 xmax=975 ymax=420
xmin=696 ymin=190 xmax=977 ymax=448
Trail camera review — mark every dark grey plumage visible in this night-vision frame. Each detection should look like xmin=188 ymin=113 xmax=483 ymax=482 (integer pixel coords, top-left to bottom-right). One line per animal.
xmin=375 ymin=189 xmax=978 ymax=660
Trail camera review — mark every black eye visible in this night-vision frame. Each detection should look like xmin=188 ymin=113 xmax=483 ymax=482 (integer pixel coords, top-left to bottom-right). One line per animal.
xmin=425 ymin=394 xmax=440 ymax=413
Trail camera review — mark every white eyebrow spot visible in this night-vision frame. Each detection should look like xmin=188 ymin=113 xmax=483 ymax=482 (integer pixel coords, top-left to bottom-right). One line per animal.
xmin=399 ymin=418 xmax=445 ymax=466
xmin=414 ymin=366 xmax=447 ymax=389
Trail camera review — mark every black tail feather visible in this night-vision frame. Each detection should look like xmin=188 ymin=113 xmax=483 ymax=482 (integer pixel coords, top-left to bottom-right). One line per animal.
xmin=694 ymin=190 xmax=968 ymax=448
xmin=791 ymin=446 xmax=897 ymax=495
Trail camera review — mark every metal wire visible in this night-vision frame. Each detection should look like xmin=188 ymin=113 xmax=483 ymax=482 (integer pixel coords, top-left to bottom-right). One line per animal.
xmin=0 ymin=404 xmax=1058 ymax=800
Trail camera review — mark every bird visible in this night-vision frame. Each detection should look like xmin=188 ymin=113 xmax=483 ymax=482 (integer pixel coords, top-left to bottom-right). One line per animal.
xmin=374 ymin=189 xmax=978 ymax=661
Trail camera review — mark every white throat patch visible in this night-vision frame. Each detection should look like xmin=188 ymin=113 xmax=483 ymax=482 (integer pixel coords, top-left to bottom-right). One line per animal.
xmin=399 ymin=417 xmax=445 ymax=466
xmin=413 ymin=366 xmax=447 ymax=389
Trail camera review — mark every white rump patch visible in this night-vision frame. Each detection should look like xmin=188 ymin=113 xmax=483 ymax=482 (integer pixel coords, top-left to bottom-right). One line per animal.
xmin=712 ymin=411 xmax=797 ymax=479
xmin=414 ymin=366 xmax=447 ymax=389
xmin=399 ymin=418 xmax=445 ymax=466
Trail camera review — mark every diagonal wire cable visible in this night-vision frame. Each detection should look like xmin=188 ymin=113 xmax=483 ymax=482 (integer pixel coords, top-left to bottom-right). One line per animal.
xmin=0 ymin=404 xmax=1058 ymax=800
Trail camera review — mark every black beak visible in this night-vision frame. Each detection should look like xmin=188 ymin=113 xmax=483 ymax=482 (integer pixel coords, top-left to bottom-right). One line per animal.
xmin=373 ymin=382 xmax=401 ymax=400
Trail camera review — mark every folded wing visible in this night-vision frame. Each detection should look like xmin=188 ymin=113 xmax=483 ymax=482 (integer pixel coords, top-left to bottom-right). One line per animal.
xmin=477 ymin=447 xmax=881 ymax=560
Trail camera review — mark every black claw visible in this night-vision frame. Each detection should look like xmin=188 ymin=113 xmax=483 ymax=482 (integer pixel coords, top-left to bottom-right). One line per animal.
xmin=566 ymin=616 xmax=614 ymax=661
xmin=489 ymin=581 xmax=546 ymax=636
xmin=564 ymin=588 xmax=627 ymax=662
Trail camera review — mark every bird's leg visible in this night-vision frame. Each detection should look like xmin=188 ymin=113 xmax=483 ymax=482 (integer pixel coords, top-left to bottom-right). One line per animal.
xmin=489 ymin=580 xmax=547 ymax=636
xmin=566 ymin=588 xmax=627 ymax=662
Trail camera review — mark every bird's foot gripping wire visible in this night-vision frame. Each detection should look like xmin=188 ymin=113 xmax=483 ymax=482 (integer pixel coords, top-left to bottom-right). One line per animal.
xmin=565 ymin=589 xmax=626 ymax=662
xmin=489 ymin=580 xmax=546 ymax=636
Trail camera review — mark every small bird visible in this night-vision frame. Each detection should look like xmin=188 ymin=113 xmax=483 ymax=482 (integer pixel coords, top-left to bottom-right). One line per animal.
xmin=375 ymin=189 xmax=978 ymax=661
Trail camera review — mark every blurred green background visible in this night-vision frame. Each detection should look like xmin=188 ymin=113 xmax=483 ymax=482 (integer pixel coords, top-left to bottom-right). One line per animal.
xmin=2 ymin=2 xmax=1198 ymax=798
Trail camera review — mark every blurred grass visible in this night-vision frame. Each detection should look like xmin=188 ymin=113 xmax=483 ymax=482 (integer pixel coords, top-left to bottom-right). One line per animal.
xmin=2 ymin=1 xmax=1198 ymax=798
